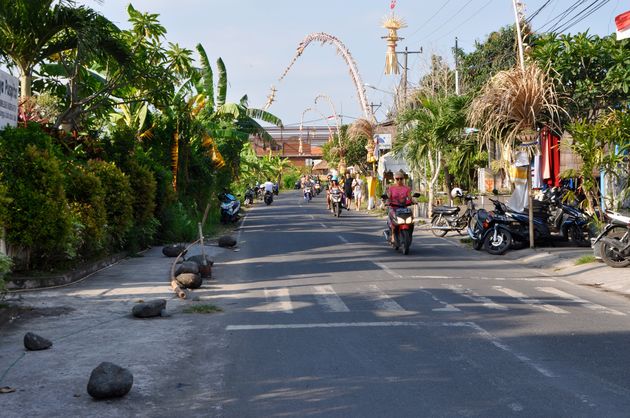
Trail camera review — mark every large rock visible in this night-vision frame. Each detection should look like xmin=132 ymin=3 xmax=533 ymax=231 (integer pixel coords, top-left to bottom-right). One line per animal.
xmin=174 ymin=261 xmax=199 ymax=276
xmin=87 ymin=362 xmax=133 ymax=399
xmin=132 ymin=299 xmax=167 ymax=318
xmin=186 ymin=254 xmax=214 ymax=266
xmin=24 ymin=332 xmax=52 ymax=351
xmin=218 ymin=235 xmax=237 ymax=248
xmin=162 ymin=244 xmax=187 ymax=258
xmin=175 ymin=273 xmax=202 ymax=289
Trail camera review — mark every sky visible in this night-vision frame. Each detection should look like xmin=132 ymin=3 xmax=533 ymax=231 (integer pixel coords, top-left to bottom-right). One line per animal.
xmin=82 ymin=0 xmax=627 ymax=127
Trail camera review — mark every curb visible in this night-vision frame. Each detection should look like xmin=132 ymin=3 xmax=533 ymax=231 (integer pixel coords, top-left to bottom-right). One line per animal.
xmin=6 ymin=253 xmax=128 ymax=291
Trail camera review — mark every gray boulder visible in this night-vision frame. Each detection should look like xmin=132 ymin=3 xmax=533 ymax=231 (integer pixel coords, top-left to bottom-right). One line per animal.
xmin=132 ymin=299 xmax=167 ymax=318
xmin=162 ymin=244 xmax=187 ymax=258
xmin=174 ymin=261 xmax=199 ymax=276
xmin=175 ymin=273 xmax=202 ymax=289
xmin=24 ymin=332 xmax=53 ymax=351
xmin=87 ymin=362 xmax=133 ymax=399
xmin=218 ymin=235 xmax=237 ymax=248
xmin=186 ymin=254 xmax=214 ymax=266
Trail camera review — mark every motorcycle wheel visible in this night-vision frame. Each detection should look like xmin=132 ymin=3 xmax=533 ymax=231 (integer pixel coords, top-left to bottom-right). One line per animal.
xmin=600 ymin=228 xmax=630 ymax=267
xmin=332 ymin=203 xmax=338 ymax=216
xmin=431 ymin=216 xmax=449 ymax=237
xmin=567 ymin=224 xmax=590 ymax=247
xmin=337 ymin=204 xmax=342 ymax=217
xmin=402 ymin=229 xmax=412 ymax=255
xmin=483 ymin=229 xmax=512 ymax=255
xmin=472 ymin=238 xmax=483 ymax=250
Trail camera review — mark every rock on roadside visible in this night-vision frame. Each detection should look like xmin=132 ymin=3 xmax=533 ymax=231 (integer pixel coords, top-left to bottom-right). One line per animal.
xmin=174 ymin=261 xmax=199 ymax=276
xmin=24 ymin=332 xmax=53 ymax=351
xmin=218 ymin=236 xmax=237 ymax=248
xmin=87 ymin=362 xmax=133 ymax=399
xmin=132 ymin=299 xmax=167 ymax=318
xmin=175 ymin=273 xmax=202 ymax=289
xmin=162 ymin=244 xmax=187 ymax=258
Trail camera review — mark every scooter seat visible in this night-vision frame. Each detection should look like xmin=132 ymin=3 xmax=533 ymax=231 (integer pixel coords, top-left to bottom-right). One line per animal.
xmin=432 ymin=205 xmax=460 ymax=215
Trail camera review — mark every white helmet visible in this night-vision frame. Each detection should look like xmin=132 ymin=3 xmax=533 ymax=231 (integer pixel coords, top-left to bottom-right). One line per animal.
xmin=451 ymin=187 xmax=463 ymax=199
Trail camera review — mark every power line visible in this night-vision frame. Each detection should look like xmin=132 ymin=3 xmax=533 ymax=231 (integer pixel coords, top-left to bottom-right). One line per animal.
xmin=536 ymin=0 xmax=587 ymax=31
xmin=526 ymin=0 xmax=556 ymax=23
xmin=407 ymin=0 xmax=453 ymax=39
xmin=426 ymin=0 xmax=497 ymax=44
xmin=552 ymin=0 xmax=612 ymax=33
xmin=421 ymin=0 xmax=475 ymax=42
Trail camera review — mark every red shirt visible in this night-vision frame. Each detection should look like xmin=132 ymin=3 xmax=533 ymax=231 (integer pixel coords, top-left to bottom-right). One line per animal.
xmin=388 ymin=185 xmax=411 ymax=207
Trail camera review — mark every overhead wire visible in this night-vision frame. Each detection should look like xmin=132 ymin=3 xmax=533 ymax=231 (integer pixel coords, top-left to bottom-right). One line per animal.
xmin=420 ymin=0 xmax=475 ymax=42
xmin=536 ymin=0 xmax=587 ymax=31
xmin=426 ymin=0 xmax=498 ymax=44
xmin=551 ymin=0 xmax=612 ymax=33
xmin=406 ymin=0 xmax=453 ymax=39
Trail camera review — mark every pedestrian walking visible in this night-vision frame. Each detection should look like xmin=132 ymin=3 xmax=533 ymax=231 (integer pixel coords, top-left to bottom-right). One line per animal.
xmin=353 ymin=174 xmax=364 ymax=211
xmin=343 ymin=172 xmax=353 ymax=210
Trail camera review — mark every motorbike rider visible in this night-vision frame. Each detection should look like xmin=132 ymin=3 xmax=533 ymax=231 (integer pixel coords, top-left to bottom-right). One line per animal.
xmin=385 ymin=170 xmax=412 ymax=244
xmin=325 ymin=174 xmax=334 ymax=209
xmin=263 ymin=178 xmax=275 ymax=195
xmin=328 ymin=177 xmax=344 ymax=209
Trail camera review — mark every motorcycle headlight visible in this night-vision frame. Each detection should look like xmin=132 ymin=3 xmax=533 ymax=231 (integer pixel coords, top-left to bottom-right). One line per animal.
xmin=396 ymin=217 xmax=406 ymax=224
xmin=406 ymin=217 xmax=414 ymax=224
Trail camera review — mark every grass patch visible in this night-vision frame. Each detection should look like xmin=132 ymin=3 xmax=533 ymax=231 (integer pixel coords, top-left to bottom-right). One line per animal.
xmin=460 ymin=237 xmax=473 ymax=247
xmin=183 ymin=304 xmax=223 ymax=314
xmin=575 ymin=255 xmax=597 ymax=265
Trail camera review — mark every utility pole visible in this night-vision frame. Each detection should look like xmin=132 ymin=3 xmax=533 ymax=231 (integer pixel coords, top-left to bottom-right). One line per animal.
xmin=369 ymin=102 xmax=382 ymax=115
xmin=396 ymin=46 xmax=422 ymax=100
xmin=454 ymin=37 xmax=460 ymax=96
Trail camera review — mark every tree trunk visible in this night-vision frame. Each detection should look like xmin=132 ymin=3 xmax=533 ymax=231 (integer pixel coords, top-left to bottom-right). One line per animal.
xmin=19 ymin=73 xmax=32 ymax=99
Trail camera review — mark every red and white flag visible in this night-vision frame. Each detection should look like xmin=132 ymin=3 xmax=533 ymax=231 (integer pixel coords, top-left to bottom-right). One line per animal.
xmin=615 ymin=10 xmax=630 ymax=41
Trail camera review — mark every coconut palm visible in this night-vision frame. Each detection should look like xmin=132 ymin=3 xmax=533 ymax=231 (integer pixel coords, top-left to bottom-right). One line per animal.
xmin=0 ymin=0 xmax=123 ymax=98
xmin=394 ymin=94 xmax=467 ymax=214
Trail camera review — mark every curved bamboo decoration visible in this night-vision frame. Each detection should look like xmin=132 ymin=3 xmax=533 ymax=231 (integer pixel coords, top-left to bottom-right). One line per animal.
xmin=277 ymin=32 xmax=376 ymax=124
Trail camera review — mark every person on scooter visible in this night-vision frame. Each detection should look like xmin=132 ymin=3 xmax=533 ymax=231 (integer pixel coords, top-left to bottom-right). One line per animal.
xmin=325 ymin=174 xmax=333 ymax=209
xmin=385 ymin=170 xmax=412 ymax=244
xmin=263 ymin=178 xmax=275 ymax=195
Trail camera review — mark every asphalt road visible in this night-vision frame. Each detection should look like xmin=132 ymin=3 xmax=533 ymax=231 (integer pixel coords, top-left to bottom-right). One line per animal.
xmin=3 ymin=190 xmax=630 ymax=417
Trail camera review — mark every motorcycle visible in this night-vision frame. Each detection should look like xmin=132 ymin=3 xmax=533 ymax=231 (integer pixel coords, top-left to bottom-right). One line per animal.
xmin=383 ymin=192 xmax=421 ymax=255
xmin=330 ymin=189 xmax=343 ymax=217
xmin=264 ymin=190 xmax=273 ymax=206
xmin=218 ymin=192 xmax=241 ymax=224
xmin=304 ymin=185 xmax=313 ymax=202
xmin=431 ymin=194 xmax=477 ymax=237
xmin=538 ymin=187 xmax=592 ymax=246
xmin=592 ymin=211 xmax=630 ymax=268
xmin=273 ymin=183 xmax=279 ymax=195
xmin=314 ymin=182 xmax=321 ymax=196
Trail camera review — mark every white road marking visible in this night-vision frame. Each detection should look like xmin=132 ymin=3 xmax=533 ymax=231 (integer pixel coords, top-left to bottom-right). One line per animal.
xmin=463 ymin=322 xmax=556 ymax=378
xmin=264 ymin=288 xmax=293 ymax=313
xmin=227 ymin=321 xmax=423 ymax=330
xmin=373 ymin=261 xmax=402 ymax=279
xmin=320 ymin=223 xmax=328 ymax=229
xmin=368 ymin=284 xmax=406 ymax=312
xmin=225 ymin=320 xmax=556 ymax=378
xmin=309 ymin=215 xmax=315 ymax=220
xmin=337 ymin=235 xmax=349 ymax=244
xmin=493 ymin=286 xmax=569 ymax=314
xmin=313 ymin=285 xmax=350 ymax=312
xmin=419 ymin=289 xmax=461 ymax=312
xmin=443 ymin=284 xmax=508 ymax=311
xmin=408 ymin=275 xmax=555 ymax=282
xmin=536 ymin=287 xmax=626 ymax=316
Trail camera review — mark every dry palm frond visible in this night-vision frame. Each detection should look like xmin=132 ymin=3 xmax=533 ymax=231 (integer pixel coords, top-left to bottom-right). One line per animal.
xmin=468 ymin=63 xmax=565 ymax=149
xmin=348 ymin=118 xmax=374 ymax=141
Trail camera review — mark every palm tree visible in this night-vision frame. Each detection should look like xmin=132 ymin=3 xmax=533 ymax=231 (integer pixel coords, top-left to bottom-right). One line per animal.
xmin=393 ymin=94 xmax=466 ymax=215
xmin=0 ymin=0 xmax=115 ymax=98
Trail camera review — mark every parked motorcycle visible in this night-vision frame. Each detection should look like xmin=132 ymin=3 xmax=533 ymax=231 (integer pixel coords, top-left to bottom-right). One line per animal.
xmin=383 ymin=192 xmax=421 ymax=255
xmin=264 ymin=191 xmax=273 ymax=206
xmin=592 ymin=211 xmax=630 ymax=268
xmin=431 ymin=188 xmax=477 ymax=237
xmin=330 ymin=189 xmax=343 ymax=217
xmin=218 ymin=192 xmax=241 ymax=224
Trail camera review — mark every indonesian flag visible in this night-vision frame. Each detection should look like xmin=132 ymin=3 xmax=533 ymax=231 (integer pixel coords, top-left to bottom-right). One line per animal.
xmin=615 ymin=10 xmax=630 ymax=41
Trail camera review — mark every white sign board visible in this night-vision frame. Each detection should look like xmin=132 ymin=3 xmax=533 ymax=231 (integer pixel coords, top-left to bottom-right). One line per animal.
xmin=374 ymin=133 xmax=392 ymax=149
xmin=0 ymin=69 xmax=18 ymax=129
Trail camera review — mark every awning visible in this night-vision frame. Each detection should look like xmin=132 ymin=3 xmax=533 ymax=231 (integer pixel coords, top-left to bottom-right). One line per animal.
xmin=377 ymin=152 xmax=409 ymax=180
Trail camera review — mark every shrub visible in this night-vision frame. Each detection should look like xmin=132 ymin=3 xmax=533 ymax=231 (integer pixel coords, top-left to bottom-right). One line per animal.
xmin=65 ymin=162 xmax=108 ymax=258
xmin=158 ymin=201 xmax=197 ymax=243
xmin=88 ymin=160 xmax=133 ymax=250
xmin=0 ymin=253 xmax=12 ymax=297
xmin=125 ymin=161 xmax=159 ymax=252
xmin=0 ymin=125 xmax=73 ymax=269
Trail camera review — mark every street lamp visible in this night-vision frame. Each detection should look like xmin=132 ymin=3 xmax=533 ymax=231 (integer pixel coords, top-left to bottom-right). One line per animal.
xmin=364 ymin=83 xmax=395 ymax=96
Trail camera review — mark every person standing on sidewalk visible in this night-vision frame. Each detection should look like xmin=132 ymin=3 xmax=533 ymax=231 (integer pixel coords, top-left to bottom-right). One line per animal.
xmin=353 ymin=174 xmax=364 ymax=211
xmin=343 ymin=172 xmax=353 ymax=211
